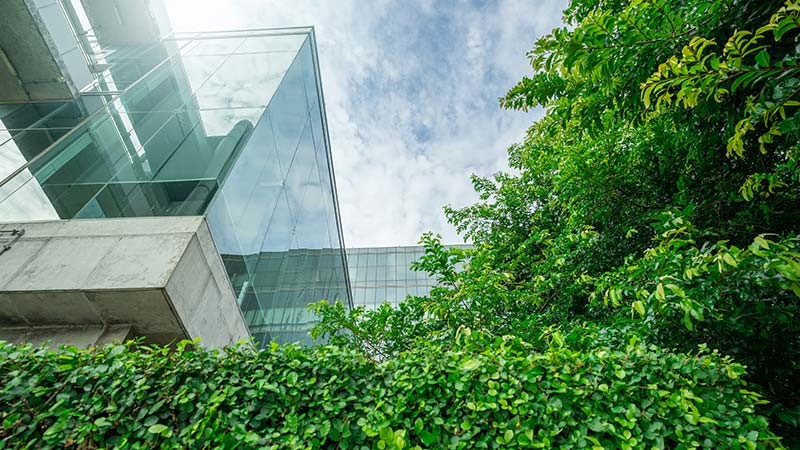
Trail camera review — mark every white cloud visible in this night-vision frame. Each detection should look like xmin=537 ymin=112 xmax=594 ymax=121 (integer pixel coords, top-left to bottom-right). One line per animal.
xmin=165 ymin=0 xmax=566 ymax=246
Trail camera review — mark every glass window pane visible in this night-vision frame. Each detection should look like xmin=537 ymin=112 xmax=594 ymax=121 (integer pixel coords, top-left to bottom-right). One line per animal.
xmin=237 ymin=34 xmax=306 ymax=54
xmin=185 ymin=37 xmax=244 ymax=55
xmin=194 ymin=52 xmax=296 ymax=109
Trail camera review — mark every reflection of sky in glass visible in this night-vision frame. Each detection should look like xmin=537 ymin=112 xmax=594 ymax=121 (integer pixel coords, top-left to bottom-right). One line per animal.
xmin=346 ymin=246 xmax=471 ymax=309
xmin=294 ymin=163 xmax=332 ymax=250
xmin=0 ymin=137 xmax=58 ymax=221
xmin=198 ymin=108 xmax=263 ymax=135
xmin=194 ymin=52 xmax=296 ymax=109
xmin=0 ymin=106 xmax=83 ymax=219
xmin=185 ymin=37 xmax=244 ymax=56
xmin=0 ymin=133 xmax=26 ymax=181
xmin=202 ymin=32 xmax=352 ymax=344
xmin=170 ymin=54 xmax=227 ymax=98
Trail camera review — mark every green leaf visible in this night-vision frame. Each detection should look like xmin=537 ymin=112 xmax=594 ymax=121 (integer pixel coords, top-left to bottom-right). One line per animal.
xmin=320 ymin=420 xmax=331 ymax=437
xmin=683 ymin=312 xmax=694 ymax=331
xmin=379 ymin=427 xmax=394 ymax=443
xmin=147 ymin=424 xmax=168 ymax=435
xmin=587 ymin=417 xmax=604 ymax=432
xmin=632 ymin=301 xmax=645 ymax=317
xmin=94 ymin=417 xmax=111 ymax=428
xmin=414 ymin=418 xmax=424 ymax=434
xmin=460 ymin=358 xmax=482 ymax=371
xmin=655 ymin=283 xmax=666 ymax=300
xmin=722 ymin=253 xmax=738 ymax=268
xmin=755 ymin=49 xmax=770 ymax=67
xmin=552 ymin=331 xmax=565 ymax=347
xmin=419 ymin=430 xmax=437 ymax=446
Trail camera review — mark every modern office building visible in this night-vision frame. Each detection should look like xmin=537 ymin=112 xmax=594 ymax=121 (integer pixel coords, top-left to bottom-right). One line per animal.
xmin=0 ymin=0 xmax=350 ymax=348
xmin=347 ymin=245 xmax=470 ymax=309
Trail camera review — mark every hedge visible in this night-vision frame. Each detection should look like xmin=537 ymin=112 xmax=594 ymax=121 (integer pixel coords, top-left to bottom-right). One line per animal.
xmin=0 ymin=334 xmax=784 ymax=449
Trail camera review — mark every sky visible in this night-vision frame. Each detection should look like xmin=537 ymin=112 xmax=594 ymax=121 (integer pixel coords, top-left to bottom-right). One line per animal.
xmin=165 ymin=0 xmax=567 ymax=247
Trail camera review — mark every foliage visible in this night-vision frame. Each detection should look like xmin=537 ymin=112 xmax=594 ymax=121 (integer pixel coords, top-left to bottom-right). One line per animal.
xmin=0 ymin=334 xmax=785 ymax=449
xmin=313 ymin=0 xmax=800 ymax=444
xmin=644 ymin=1 xmax=800 ymax=158
xmin=589 ymin=214 xmax=800 ymax=415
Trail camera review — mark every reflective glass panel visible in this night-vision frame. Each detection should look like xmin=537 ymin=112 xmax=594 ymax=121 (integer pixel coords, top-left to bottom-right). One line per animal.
xmin=0 ymin=30 xmax=350 ymax=348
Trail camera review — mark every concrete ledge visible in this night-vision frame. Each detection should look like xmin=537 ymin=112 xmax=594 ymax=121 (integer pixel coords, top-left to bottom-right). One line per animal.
xmin=0 ymin=324 xmax=133 ymax=349
xmin=0 ymin=217 xmax=250 ymax=349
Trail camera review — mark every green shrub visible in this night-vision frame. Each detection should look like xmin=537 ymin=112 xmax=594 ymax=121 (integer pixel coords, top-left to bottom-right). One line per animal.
xmin=0 ymin=333 xmax=784 ymax=449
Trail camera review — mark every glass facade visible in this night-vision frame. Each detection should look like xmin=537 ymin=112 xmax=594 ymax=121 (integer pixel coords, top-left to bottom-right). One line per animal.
xmin=347 ymin=245 xmax=470 ymax=309
xmin=0 ymin=28 xmax=351 ymax=346
xmin=227 ymin=248 xmax=349 ymax=345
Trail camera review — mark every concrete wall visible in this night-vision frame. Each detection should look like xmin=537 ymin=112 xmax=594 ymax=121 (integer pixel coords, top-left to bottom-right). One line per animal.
xmin=0 ymin=216 xmax=250 ymax=349
xmin=0 ymin=0 xmax=92 ymax=102
xmin=26 ymin=0 xmax=93 ymax=93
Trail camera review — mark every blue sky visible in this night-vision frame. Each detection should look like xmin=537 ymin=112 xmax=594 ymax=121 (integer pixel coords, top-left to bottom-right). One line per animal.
xmin=165 ymin=0 xmax=567 ymax=247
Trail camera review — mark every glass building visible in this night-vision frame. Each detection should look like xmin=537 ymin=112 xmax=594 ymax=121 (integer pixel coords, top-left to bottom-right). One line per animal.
xmin=0 ymin=3 xmax=350 ymax=347
xmin=347 ymin=245 xmax=470 ymax=309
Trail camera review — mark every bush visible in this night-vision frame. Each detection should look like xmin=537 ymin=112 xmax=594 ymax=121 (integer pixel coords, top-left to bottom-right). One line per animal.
xmin=0 ymin=333 xmax=784 ymax=449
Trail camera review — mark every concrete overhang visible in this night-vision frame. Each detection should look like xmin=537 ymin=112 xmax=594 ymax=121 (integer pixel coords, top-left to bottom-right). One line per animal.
xmin=0 ymin=0 xmax=86 ymax=102
xmin=0 ymin=216 xmax=250 ymax=349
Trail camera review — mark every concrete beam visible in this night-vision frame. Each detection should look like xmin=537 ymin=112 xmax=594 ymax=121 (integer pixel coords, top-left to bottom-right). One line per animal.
xmin=0 ymin=0 xmax=92 ymax=102
xmin=0 ymin=217 xmax=250 ymax=349
xmin=0 ymin=323 xmax=132 ymax=349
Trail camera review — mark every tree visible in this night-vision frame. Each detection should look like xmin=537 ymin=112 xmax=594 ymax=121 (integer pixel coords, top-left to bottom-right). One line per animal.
xmin=313 ymin=0 xmax=800 ymax=443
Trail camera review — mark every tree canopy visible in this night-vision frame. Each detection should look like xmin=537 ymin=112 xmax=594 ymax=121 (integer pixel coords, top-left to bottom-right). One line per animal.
xmin=313 ymin=0 xmax=800 ymax=445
